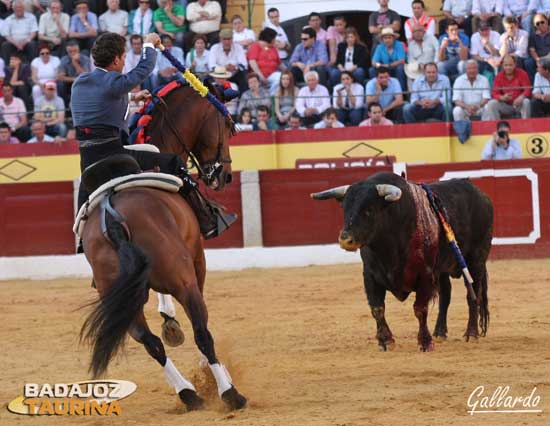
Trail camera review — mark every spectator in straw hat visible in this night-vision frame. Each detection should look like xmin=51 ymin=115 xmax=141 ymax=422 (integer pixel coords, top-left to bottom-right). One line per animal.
xmin=370 ymin=27 xmax=406 ymax=91
xmin=209 ymin=65 xmax=239 ymax=117
xmin=208 ymin=27 xmax=248 ymax=91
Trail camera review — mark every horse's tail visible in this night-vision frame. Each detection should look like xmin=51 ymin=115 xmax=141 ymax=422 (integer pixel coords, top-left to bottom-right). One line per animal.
xmin=80 ymin=215 xmax=151 ymax=378
xmin=479 ymin=267 xmax=490 ymax=337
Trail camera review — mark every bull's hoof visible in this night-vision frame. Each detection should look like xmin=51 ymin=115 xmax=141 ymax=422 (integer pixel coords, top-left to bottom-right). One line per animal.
xmin=161 ymin=316 xmax=185 ymax=347
xmin=178 ymin=389 xmax=204 ymax=411
xmin=378 ymin=338 xmax=396 ymax=352
xmin=221 ymin=386 xmax=247 ymax=410
xmin=433 ymin=326 xmax=448 ymax=340
xmin=418 ymin=336 xmax=435 ymax=352
xmin=464 ymin=333 xmax=479 ymax=343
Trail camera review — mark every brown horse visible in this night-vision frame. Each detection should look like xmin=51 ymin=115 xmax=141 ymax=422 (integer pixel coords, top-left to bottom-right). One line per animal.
xmin=79 ymin=83 xmax=246 ymax=410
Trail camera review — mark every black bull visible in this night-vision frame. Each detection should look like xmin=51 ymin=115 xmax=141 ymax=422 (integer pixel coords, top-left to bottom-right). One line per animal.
xmin=312 ymin=172 xmax=493 ymax=352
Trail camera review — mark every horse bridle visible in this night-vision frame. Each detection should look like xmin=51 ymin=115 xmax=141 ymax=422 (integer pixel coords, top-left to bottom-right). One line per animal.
xmin=155 ymin=95 xmax=232 ymax=186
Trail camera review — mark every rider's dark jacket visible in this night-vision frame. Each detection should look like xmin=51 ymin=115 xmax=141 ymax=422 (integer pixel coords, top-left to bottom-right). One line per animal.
xmin=71 ymin=43 xmax=157 ymax=136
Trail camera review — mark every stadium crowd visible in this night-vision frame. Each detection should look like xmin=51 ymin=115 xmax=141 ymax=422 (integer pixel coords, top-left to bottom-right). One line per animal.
xmin=1 ymin=0 xmax=550 ymax=142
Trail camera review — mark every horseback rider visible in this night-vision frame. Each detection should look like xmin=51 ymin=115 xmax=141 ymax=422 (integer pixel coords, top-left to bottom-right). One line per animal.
xmin=71 ymin=32 xmax=236 ymax=244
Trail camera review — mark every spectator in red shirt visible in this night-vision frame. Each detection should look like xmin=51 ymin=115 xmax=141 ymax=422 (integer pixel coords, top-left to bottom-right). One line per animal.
xmin=247 ymin=27 xmax=286 ymax=94
xmin=485 ymin=54 xmax=531 ymax=120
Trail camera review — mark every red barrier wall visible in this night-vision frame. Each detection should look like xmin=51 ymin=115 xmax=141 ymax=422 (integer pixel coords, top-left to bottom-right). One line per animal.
xmin=0 ymin=182 xmax=75 ymax=256
xmin=1 ymin=160 xmax=549 ymax=260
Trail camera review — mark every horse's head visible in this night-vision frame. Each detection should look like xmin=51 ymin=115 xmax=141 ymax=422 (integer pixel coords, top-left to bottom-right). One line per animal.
xmin=194 ymin=79 xmax=236 ymax=191
xmin=149 ymin=81 xmax=237 ymax=190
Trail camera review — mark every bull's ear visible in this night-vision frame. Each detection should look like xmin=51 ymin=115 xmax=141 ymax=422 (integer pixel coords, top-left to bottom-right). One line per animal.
xmin=376 ymin=184 xmax=402 ymax=202
xmin=310 ymin=185 xmax=350 ymax=202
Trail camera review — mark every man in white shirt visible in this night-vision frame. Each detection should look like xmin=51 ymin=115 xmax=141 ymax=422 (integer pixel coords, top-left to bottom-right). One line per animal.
xmin=531 ymin=57 xmax=550 ymax=117
xmin=208 ymin=28 xmax=247 ymax=91
xmin=406 ymin=25 xmax=439 ymax=84
xmin=99 ymin=0 xmax=128 ymax=36
xmin=295 ymin=70 xmax=330 ymax=127
xmin=313 ymin=107 xmax=345 ymax=129
xmin=231 ymin=14 xmax=255 ymax=52
xmin=470 ymin=20 xmax=502 ymax=75
xmin=404 ymin=0 xmax=436 ymax=40
xmin=0 ymin=0 xmax=38 ymax=63
xmin=38 ymin=0 xmax=69 ymax=57
xmin=27 ymin=120 xmax=55 ymax=143
xmin=500 ymin=15 xmax=529 ymax=68
xmin=263 ymin=7 xmax=290 ymax=63
xmin=185 ymin=0 xmax=221 ymax=49
xmin=452 ymin=59 xmax=491 ymax=121
xmin=472 ymin=0 xmax=503 ymax=33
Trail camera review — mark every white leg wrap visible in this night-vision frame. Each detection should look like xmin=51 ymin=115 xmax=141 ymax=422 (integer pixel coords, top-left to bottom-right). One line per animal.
xmin=164 ymin=357 xmax=195 ymax=393
xmin=157 ymin=293 xmax=176 ymax=318
xmin=209 ymin=363 xmax=233 ymax=396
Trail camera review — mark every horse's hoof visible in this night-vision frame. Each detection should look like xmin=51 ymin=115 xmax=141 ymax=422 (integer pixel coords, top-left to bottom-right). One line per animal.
xmin=221 ymin=386 xmax=247 ymax=410
xmin=178 ymin=389 xmax=204 ymax=411
xmin=433 ymin=335 xmax=447 ymax=343
xmin=162 ymin=317 xmax=185 ymax=347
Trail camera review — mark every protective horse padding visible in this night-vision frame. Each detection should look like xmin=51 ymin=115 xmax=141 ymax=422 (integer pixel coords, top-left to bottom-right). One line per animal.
xmin=73 ymin=173 xmax=183 ymax=238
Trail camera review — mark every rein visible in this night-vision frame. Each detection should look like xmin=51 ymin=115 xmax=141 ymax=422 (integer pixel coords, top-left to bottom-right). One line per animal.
xmin=150 ymin=45 xmax=233 ymax=185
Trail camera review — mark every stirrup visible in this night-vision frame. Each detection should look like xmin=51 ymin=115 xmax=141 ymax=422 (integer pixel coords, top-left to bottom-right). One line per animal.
xmin=203 ymin=208 xmax=238 ymax=240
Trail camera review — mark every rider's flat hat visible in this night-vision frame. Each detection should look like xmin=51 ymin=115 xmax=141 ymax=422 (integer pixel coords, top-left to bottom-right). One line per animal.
xmin=74 ymin=0 xmax=88 ymax=5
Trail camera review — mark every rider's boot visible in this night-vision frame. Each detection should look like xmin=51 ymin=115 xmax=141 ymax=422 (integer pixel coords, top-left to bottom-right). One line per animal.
xmin=177 ymin=172 xmax=237 ymax=239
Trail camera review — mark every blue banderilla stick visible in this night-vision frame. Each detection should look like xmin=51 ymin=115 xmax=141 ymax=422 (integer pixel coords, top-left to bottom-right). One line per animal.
xmin=159 ymin=45 xmax=232 ymax=120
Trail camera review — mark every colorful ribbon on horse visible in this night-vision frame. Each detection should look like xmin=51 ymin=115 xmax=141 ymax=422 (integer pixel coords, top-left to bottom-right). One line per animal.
xmin=421 ymin=183 xmax=477 ymax=301
xmin=159 ymin=46 xmax=232 ymax=120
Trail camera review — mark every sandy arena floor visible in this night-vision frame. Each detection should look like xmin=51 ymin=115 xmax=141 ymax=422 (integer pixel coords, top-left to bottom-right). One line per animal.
xmin=0 ymin=259 xmax=549 ymax=426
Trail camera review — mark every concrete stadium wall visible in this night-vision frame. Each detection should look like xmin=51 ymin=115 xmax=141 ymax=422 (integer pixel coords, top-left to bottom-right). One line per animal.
xmin=1 ymin=158 xmax=549 ymax=262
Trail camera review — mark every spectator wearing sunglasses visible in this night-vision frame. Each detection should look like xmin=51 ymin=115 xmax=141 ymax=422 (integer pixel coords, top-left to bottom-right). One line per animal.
xmin=525 ymin=13 xmax=550 ymax=82
xmin=527 ymin=0 xmax=550 ymax=33
xmin=289 ymin=26 xmax=328 ymax=86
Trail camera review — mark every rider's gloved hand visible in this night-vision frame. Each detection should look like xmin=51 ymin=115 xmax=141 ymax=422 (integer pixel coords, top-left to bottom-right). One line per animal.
xmin=145 ymin=33 xmax=162 ymax=49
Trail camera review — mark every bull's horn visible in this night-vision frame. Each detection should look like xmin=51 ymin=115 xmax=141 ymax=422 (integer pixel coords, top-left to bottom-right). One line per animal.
xmin=376 ymin=184 xmax=402 ymax=202
xmin=310 ymin=185 xmax=350 ymax=201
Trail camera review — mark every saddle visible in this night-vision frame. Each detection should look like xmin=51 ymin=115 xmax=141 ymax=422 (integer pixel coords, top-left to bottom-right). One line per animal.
xmin=73 ymin=153 xmax=183 ymax=238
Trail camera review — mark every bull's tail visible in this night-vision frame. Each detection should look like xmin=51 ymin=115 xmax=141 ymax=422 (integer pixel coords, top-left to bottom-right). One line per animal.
xmin=80 ymin=215 xmax=151 ymax=378
xmin=479 ymin=268 xmax=490 ymax=336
